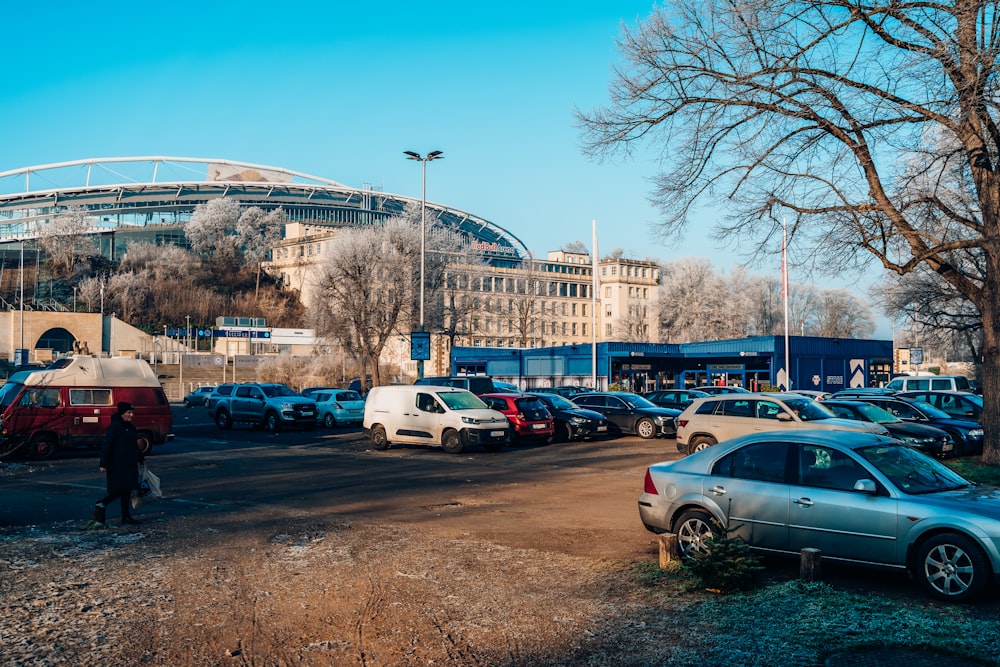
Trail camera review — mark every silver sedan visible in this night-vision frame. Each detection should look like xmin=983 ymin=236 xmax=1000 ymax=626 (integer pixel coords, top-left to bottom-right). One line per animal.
xmin=638 ymin=430 xmax=1000 ymax=602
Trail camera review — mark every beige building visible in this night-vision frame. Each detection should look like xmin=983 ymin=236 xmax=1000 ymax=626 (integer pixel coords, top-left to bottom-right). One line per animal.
xmin=265 ymin=225 xmax=661 ymax=365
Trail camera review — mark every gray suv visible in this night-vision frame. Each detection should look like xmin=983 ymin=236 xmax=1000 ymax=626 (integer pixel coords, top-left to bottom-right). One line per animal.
xmin=674 ymin=393 xmax=889 ymax=455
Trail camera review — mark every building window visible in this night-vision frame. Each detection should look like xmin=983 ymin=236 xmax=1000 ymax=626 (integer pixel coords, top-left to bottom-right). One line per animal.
xmin=571 ymin=303 xmax=577 ymax=316
xmin=582 ymin=323 xmax=587 ymax=336
xmin=605 ymin=287 xmax=611 ymax=297
xmin=606 ymin=324 xmax=613 ymax=335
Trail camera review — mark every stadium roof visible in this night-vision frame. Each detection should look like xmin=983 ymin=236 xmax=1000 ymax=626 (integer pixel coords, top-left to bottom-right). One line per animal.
xmin=0 ymin=157 xmax=529 ymax=262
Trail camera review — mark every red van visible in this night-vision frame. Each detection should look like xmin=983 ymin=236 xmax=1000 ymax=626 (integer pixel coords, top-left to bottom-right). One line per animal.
xmin=0 ymin=356 xmax=173 ymax=459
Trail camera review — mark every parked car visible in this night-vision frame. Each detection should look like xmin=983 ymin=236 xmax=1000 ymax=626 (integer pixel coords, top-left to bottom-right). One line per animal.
xmin=638 ymin=429 xmax=1000 ymax=602
xmin=414 ymin=375 xmax=497 ymax=395
xmin=674 ymin=393 xmax=888 ymax=456
xmin=493 ymin=380 xmax=519 ymax=392
xmin=533 ymin=386 xmax=591 ymax=399
xmin=692 ymin=385 xmax=750 ymax=395
xmin=480 ymin=393 xmax=554 ymax=442
xmin=363 ymin=385 xmax=509 ymax=454
xmin=833 ymin=395 xmax=984 ymax=456
xmin=885 ymin=374 xmax=974 ymax=393
xmin=829 ymin=387 xmax=898 ymax=398
xmin=787 ymin=389 xmax=832 ymax=401
xmin=642 ymin=389 xmax=710 ymax=411
xmin=898 ymin=390 xmax=983 ymax=422
xmin=209 ymin=382 xmax=317 ymax=432
xmin=183 ymin=385 xmax=216 ymax=408
xmin=313 ymin=389 xmax=366 ymax=427
xmin=528 ymin=392 xmax=609 ymax=442
xmin=822 ymin=399 xmax=955 ymax=457
xmin=572 ymin=392 xmax=679 ymax=439
xmin=0 ymin=356 xmax=172 ymax=459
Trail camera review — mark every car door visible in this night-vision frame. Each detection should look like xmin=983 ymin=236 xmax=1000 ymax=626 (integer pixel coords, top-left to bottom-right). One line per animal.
xmin=393 ymin=391 xmax=447 ymax=445
xmin=233 ymin=385 xmax=263 ymax=422
xmin=707 ymin=441 xmax=791 ymax=551
xmin=787 ymin=443 xmax=899 ymax=565
xmin=600 ymin=395 xmax=635 ymax=432
xmin=710 ymin=397 xmax=756 ymax=441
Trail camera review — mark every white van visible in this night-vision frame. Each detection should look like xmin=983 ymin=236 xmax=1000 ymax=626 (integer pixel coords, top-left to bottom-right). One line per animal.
xmin=885 ymin=375 xmax=973 ymax=393
xmin=363 ymin=385 xmax=510 ymax=454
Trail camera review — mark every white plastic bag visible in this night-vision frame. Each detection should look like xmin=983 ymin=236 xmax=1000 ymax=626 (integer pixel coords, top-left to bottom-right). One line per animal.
xmin=133 ymin=462 xmax=162 ymax=508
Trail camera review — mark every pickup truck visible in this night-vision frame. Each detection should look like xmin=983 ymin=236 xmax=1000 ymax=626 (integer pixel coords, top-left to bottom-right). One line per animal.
xmin=208 ymin=382 xmax=317 ymax=432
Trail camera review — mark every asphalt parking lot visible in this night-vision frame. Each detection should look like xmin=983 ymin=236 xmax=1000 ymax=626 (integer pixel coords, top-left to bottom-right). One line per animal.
xmin=0 ymin=404 xmax=682 ymax=563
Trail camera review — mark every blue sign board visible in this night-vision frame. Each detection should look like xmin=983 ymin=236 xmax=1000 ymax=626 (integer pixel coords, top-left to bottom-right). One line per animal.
xmin=216 ymin=329 xmax=271 ymax=339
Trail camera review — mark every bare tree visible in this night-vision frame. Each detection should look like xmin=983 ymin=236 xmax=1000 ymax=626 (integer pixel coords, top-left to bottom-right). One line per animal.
xmin=656 ymin=258 xmax=752 ymax=342
xmin=613 ymin=298 xmax=652 ymax=342
xmin=311 ymin=217 xmax=420 ymax=387
xmin=873 ymin=269 xmax=983 ymax=365
xmin=580 ymin=1 xmax=1000 ymax=461
xmin=36 ymin=207 xmax=94 ymax=277
xmin=237 ymin=207 xmax=286 ymax=304
xmin=508 ymin=268 xmax=543 ymax=347
xmin=106 ymin=272 xmax=149 ymax=324
xmin=185 ymin=198 xmax=243 ymax=270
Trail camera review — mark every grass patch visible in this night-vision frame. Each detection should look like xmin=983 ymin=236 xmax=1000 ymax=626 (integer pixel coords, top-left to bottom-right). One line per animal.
xmin=944 ymin=457 xmax=1000 ymax=485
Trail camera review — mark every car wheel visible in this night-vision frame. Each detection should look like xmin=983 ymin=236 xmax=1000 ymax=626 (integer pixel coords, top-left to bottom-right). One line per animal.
xmin=370 ymin=425 xmax=389 ymax=450
xmin=560 ymin=423 xmax=574 ymax=442
xmin=323 ymin=413 xmax=336 ymax=428
xmin=28 ymin=434 xmax=57 ymax=460
xmin=215 ymin=410 xmax=232 ymax=430
xmin=136 ymin=432 xmax=153 ymax=455
xmin=673 ymin=509 xmax=719 ymax=558
xmin=442 ymin=429 xmax=464 ymax=454
xmin=265 ymin=412 xmax=281 ymax=433
xmin=635 ymin=418 xmax=656 ymax=439
xmin=916 ymin=532 xmax=991 ymax=602
xmin=687 ymin=435 xmax=716 ymax=455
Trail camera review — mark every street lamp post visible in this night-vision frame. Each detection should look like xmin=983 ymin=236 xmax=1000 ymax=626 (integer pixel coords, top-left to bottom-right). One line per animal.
xmin=403 ymin=150 xmax=443 ymax=379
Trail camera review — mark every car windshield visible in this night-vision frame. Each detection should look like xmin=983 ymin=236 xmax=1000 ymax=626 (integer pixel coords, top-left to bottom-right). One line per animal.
xmin=782 ymin=397 xmax=836 ymax=421
xmin=619 ymin=393 xmax=657 ymax=409
xmin=439 ymin=392 xmax=487 ymax=410
xmin=0 ymin=382 xmax=24 ymax=409
xmin=262 ymin=385 xmax=298 ymax=398
xmin=853 ymin=403 xmax=902 ymax=424
xmin=544 ymin=394 xmax=576 ymax=410
xmin=904 ymin=399 xmax=951 ymax=419
xmin=856 ymin=444 xmax=972 ymax=494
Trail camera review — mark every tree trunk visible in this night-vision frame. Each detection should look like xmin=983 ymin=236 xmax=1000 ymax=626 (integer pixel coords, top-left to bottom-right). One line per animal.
xmin=980 ymin=290 xmax=1000 ymax=465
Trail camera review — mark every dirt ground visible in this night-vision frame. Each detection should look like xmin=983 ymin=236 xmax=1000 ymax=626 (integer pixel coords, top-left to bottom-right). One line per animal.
xmin=0 ymin=431 xmax=692 ymax=667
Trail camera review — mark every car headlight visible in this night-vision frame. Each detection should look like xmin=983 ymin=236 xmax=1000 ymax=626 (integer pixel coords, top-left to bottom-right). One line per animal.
xmin=969 ymin=428 xmax=984 ymax=437
xmin=569 ymin=416 xmax=587 ymax=425
xmin=279 ymin=402 xmax=295 ymax=410
xmin=654 ymin=416 xmax=669 ymax=424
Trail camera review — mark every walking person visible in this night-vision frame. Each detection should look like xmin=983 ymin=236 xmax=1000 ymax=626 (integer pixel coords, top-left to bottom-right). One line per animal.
xmin=91 ymin=402 xmax=144 ymax=526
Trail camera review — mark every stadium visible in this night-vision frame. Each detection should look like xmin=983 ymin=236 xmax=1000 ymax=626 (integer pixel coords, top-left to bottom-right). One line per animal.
xmin=0 ymin=156 xmax=530 ymax=266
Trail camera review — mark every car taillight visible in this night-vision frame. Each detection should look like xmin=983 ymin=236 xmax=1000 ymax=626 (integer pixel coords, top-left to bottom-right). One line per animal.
xmin=676 ymin=419 xmax=689 ymax=428
xmin=643 ymin=469 xmax=658 ymax=495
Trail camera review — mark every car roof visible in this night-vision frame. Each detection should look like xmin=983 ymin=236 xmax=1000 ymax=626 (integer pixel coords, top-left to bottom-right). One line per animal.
xmin=668 ymin=429 xmax=898 ymax=466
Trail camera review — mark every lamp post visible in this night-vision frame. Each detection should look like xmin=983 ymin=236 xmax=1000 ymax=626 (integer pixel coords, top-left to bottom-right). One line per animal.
xmin=403 ymin=150 xmax=443 ymax=379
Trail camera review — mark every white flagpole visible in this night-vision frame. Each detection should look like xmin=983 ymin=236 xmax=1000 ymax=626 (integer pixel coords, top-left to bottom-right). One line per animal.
xmin=592 ymin=220 xmax=599 ymax=389
xmin=782 ymin=217 xmax=790 ymax=391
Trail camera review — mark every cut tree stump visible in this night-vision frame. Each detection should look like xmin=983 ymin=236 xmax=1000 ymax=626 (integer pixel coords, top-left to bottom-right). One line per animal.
xmin=658 ymin=533 xmax=680 ymax=568
xmin=800 ymin=547 xmax=822 ymax=581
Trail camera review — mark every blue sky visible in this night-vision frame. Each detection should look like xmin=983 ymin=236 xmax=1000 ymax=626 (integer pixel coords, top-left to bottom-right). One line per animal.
xmin=2 ymin=1 xmax=889 ymax=335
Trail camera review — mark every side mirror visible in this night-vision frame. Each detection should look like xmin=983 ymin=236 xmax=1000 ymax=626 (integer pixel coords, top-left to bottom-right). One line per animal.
xmin=853 ymin=479 xmax=877 ymax=494
xmin=776 ymin=412 xmax=793 ymax=421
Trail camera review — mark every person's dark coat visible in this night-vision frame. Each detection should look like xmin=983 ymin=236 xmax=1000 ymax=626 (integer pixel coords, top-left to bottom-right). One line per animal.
xmin=99 ymin=413 xmax=144 ymax=493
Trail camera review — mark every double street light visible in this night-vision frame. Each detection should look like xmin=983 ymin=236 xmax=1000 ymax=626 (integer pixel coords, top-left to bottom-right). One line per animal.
xmin=403 ymin=150 xmax=443 ymax=378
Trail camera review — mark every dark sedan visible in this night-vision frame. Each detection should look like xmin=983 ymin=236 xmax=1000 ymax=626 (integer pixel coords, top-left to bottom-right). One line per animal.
xmin=573 ymin=392 xmax=680 ymax=439
xmin=822 ymin=399 xmax=955 ymax=457
xmin=642 ymin=389 xmax=710 ymax=411
xmin=899 ymin=390 xmax=983 ymax=423
xmin=839 ymin=395 xmax=984 ymax=456
xmin=529 ymin=392 xmax=609 ymax=442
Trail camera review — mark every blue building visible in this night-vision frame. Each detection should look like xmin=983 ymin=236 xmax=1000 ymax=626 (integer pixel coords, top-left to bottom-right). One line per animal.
xmin=451 ymin=335 xmax=893 ymax=393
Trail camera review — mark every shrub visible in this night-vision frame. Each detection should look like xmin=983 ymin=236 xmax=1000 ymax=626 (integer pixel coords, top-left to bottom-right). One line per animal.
xmin=683 ymin=524 xmax=764 ymax=593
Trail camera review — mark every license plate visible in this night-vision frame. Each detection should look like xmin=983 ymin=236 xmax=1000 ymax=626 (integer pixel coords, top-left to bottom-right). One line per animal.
xmin=597 ymin=425 xmax=607 ymax=432
xmin=532 ymin=423 xmax=546 ymax=430
xmin=491 ymin=430 xmax=506 ymax=437
xmin=302 ymin=410 xmax=314 ymax=416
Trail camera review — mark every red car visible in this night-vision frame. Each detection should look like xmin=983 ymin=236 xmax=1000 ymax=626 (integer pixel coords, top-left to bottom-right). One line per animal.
xmin=479 ymin=393 xmax=554 ymax=442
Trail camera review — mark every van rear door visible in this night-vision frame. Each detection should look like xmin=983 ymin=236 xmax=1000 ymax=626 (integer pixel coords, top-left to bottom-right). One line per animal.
xmin=64 ymin=387 xmax=114 ymax=446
